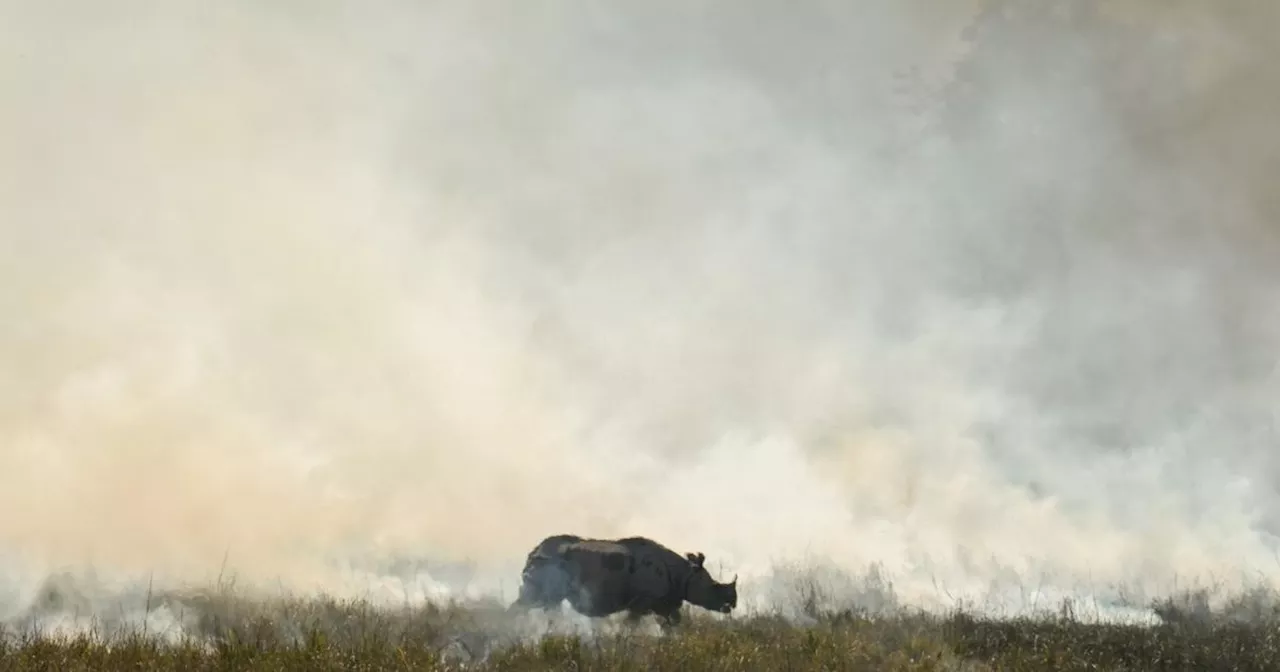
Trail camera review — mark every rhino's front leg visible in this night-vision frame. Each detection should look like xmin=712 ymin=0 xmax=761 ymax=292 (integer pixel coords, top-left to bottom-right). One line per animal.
xmin=624 ymin=608 xmax=648 ymax=627
xmin=656 ymin=607 xmax=681 ymax=634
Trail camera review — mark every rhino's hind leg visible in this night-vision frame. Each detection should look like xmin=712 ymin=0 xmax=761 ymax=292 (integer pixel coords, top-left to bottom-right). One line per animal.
xmin=508 ymin=588 xmax=545 ymax=612
xmin=512 ymin=590 xmax=565 ymax=613
xmin=510 ymin=561 xmax=572 ymax=613
xmin=507 ymin=586 xmax=542 ymax=613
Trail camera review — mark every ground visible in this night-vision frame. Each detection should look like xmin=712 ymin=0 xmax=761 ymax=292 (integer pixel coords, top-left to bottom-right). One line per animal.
xmin=1 ymin=581 xmax=1278 ymax=671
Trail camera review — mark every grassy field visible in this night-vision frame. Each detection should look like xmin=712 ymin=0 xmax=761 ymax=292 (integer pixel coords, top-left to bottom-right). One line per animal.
xmin=2 ymin=581 xmax=1279 ymax=671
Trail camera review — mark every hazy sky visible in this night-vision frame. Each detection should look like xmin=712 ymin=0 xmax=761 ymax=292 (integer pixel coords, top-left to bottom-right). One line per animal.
xmin=2 ymin=0 xmax=1278 ymax=620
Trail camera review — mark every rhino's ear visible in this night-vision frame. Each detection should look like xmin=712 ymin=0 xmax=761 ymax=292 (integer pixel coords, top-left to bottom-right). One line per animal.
xmin=685 ymin=552 xmax=703 ymax=567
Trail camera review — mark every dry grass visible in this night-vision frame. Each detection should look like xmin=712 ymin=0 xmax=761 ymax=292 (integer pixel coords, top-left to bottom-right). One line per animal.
xmin=2 ymin=578 xmax=1280 ymax=671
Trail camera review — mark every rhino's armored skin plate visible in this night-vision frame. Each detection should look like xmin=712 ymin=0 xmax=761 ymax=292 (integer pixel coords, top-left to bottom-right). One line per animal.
xmin=510 ymin=534 xmax=738 ymax=629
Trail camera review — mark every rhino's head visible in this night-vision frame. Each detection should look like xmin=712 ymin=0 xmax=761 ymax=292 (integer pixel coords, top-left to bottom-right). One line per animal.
xmin=682 ymin=552 xmax=738 ymax=614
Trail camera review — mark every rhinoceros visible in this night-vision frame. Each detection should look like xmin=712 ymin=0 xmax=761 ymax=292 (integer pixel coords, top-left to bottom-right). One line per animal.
xmin=510 ymin=534 xmax=738 ymax=628
xmin=512 ymin=533 xmax=583 ymax=607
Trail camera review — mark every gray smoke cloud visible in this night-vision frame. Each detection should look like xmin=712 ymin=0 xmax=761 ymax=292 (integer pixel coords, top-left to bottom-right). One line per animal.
xmin=2 ymin=0 xmax=1279 ymax=629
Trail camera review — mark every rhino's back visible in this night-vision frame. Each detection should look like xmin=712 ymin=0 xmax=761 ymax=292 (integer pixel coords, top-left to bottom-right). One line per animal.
xmin=612 ymin=536 xmax=687 ymax=611
xmin=560 ymin=540 xmax=634 ymax=573
xmin=526 ymin=534 xmax=583 ymax=563
xmin=614 ymin=537 xmax=684 ymax=566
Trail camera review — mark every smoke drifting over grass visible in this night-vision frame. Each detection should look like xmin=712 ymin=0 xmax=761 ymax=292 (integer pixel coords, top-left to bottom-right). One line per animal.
xmin=2 ymin=0 xmax=1279 ymax=630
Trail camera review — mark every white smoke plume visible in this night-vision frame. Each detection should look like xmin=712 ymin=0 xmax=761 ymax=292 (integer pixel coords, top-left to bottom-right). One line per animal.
xmin=2 ymin=0 xmax=1279 ymax=631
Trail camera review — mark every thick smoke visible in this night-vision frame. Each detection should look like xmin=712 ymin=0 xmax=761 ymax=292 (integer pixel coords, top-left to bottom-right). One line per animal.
xmin=2 ymin=0 xmax=1279 ymax=629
